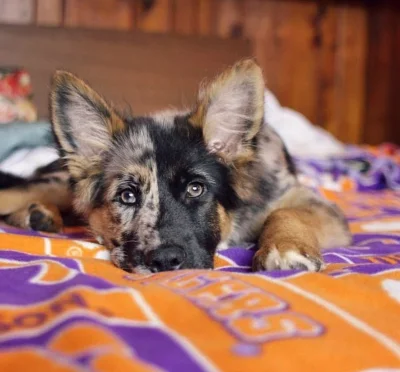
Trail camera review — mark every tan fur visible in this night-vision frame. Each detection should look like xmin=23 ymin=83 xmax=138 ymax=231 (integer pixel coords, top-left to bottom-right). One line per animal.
xmin=190 ymin=59 xmax=265 ymax=165
xmin=230 ymin=162 xmax=259 ymax=201
xmin=189 ymin=61 xmax=348 ymax=272
xmin=50 ymin=72 xmax=126 ymax=193
xmin=51 ymin=71 xmax=125 ymax=153
xmin=50 ymin=72 xmax=129 ymax=217
xmin=253 ymin=186 xmax=352 ymax=271
xmin=4 ymin=202 xmax=63 ymax=233
xmin=0 ymin=59 xmax=348 ymax=273
xmin=52 ymin=59 xmax=348 ymax=272
xmin=0 ymin=182 xmax=71 ymax=216
xmin=65 ymin=155 xmax=103 ymax=183
xmin=88 ymin=207 xmax=120 ymax=249
xmin=152 ymin=109 xmax=191 ymax=127
xmin=217 ymin=204 xmax=232 ymax=242
xmin=270 ymin=186 xmax=351 ymax=248
xmin=123 ymin=164 xmax=154 ymax=190
xmin=72 ymin=173 xmax=101 ymax=216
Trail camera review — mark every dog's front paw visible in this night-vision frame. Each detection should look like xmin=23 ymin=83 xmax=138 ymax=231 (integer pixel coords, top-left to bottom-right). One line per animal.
xmin=28 ymin=203 xmax=63 ymax=233
xmin=252 ymin=240 xmax=325 ymax=272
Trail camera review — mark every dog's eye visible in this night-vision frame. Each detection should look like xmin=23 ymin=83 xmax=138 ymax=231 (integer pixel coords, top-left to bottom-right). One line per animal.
xmin=186 ymin=182 xmax=205 ymax=198
xmin=119 ymin=189 xmax=137 ymax=205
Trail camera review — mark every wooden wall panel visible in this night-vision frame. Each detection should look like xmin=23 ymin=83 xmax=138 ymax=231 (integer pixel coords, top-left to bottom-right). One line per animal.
xmin=216 ymin=0 xmax=244 ymax=38
xmin=0 ymin=0 xmax=34 ymax=24
xmin=330 ymin=5 xmax=367 ymax=144
xmin=243 ymin=0 xmax=369 ymax=143
xmin=64 ymin=0 xmax=134 ymax=30
xmin=36 ymin=0 xmax=63 ymax=26
xmin=135 ymin=0 xmax=173 ymax=33
xmin=269 ymin=1 xmax=319 ymax=125
xmin=198 ymin=0 xmax=216 ymax=36
xmin=243 ymin=0 xmax=279 ymax=81
xmin=0 ymin=0 xmax=398 ymax=144
xmin=390 ymin=10 xmax=400 ymax=144
xmin=172 ymin=0 xmax=199 ymax=36
xmin=316 ymin=5 xmax=338 ymax=135
xmin=364 ymin=1 xmax=398 ymax=145
xmin=244 ymin=1 xmax=330 ymax=127
xmin=0 ymin=25 xmax=250 ymax=117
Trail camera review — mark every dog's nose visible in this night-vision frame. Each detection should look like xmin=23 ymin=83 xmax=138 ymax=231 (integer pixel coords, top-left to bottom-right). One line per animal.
xmin=147 ymin=245 xmax=186 ymax=272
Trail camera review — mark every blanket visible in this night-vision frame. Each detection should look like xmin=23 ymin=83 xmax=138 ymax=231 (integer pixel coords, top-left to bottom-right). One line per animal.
xmin=0 ymin=146 xmax=399 ymax=371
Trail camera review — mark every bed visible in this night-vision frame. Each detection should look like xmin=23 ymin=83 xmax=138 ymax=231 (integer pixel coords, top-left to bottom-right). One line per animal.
xmin=0 ymin=25 xmax=399 ymax=371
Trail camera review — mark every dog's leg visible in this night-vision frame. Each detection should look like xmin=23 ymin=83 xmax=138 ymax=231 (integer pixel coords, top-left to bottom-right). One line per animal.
xmin=0 ymin=175 xmax=71 ymax=233
xmin=4 ymin=202 xmax=63 ymax=233
xmin=253 ymin=186 xmax=351 ymax=272
xmin=0 ymin=174 xmax=71 ymax=215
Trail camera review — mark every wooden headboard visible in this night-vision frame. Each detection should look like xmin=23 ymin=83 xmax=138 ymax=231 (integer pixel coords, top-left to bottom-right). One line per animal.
xmin=0 ymin=25 xmax=251 ymax=118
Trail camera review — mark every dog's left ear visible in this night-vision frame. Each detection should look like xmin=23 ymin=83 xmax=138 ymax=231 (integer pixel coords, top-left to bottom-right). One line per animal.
xmin=50 ymin=71 xmax=125 ymax=160
xmin=190 ymin=59 xmax=265 ymax=163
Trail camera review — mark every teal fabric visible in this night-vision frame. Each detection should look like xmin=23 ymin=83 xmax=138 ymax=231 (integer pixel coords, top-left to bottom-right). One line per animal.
xmin=0 ymin=121 xmax=55 ymax=162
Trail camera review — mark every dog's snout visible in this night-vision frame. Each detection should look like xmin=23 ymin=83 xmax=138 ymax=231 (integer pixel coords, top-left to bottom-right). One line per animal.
xmin=147 ymin=245 xmax=186 ymax=272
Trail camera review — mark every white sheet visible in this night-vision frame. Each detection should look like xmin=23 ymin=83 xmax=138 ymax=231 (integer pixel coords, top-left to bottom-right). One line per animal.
xmin=264 ymin=89 xmax=345 ymax=159
xmin=0 ymin=146 xmax=59 ymax=178
xmin=0 ymin=89 xmax=345 ymax=178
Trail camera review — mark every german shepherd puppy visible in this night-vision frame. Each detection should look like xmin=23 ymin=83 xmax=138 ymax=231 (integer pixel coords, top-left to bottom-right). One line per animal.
xmin=0 ymin=60 xmax=351 ymax=273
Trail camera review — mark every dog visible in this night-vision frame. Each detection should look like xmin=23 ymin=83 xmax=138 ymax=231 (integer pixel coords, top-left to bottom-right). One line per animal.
xmin=0 ymin=59 xmax=351 ymax=273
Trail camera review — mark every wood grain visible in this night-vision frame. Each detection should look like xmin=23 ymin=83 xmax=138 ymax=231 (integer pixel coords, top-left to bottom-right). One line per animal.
xmin=0 ymin=0 xmax=34 ymax=24
xmin=135 ymin=0 xmax=173 ymax=33
xmin=244 ymin=0 xmax=369 ymax=143
xmin=331 ymin=4 xmax=367 ymax=144
xmin=364 ymin=1 xmax=398 ymax=144
xmin=216 ymin=0 xmax=244 ymax=38
xmin=172 ymin=0 xmax=199 ymax=36
xmin=1 ymin=0 xmax=399 ymax=144
xmin=390 ymin=6 xmax=400 ymax=144
xmin=0 ymin=25 xmax=250 ymax=119
xmin=64 ymin=0 xmax=134 ymax=30
xmin=198 ymin=0 xmax=216 ymax=36
xmin=245 ymin=1 xmax=320 ymax=125
xmin=316 ymin=4 xmax=338 ymax=133
xmin=36 ymin=0 xmax=63 ymax=26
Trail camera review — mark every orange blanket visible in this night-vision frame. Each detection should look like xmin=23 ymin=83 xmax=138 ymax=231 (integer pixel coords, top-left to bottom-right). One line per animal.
xmin=0 ymin=189 xmax=399 ymax=371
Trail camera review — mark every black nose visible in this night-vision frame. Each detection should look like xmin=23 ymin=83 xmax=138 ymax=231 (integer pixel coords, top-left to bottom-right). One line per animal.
xmin=146 ymin=245 xmax=186 ymax=272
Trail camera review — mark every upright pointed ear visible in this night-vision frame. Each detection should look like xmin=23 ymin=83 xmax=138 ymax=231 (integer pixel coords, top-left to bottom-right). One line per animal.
xmin=190 ymin=59 xmax=265 ymax=164
xmin=50 ymin=71 xmax=125 ymax=160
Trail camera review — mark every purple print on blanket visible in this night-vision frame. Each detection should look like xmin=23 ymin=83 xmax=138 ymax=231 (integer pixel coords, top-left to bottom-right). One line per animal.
xmin=0 ymin=250 xmax=207 ymax=372
xmin=295 ymin=144 xmax=400 ymax=191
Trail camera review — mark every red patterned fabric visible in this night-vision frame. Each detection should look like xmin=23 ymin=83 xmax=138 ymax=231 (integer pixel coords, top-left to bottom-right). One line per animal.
xmin=0 ymin=67 xmax=37 ymax=123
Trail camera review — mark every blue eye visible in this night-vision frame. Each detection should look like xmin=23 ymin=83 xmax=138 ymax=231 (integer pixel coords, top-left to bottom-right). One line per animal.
xmin=186 ymin=182 xmax=205 ymax=198
xmin=119 ymin=189 xmax=137 ymax=205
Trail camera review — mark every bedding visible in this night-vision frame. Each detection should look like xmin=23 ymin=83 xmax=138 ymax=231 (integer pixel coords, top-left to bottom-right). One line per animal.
xmin=0 ymin=145 xmax=399 ymax=371
xmin=0 ymin=121 xmax=54 ymax=165
xmin=265 ymin=89 xmax=346 ymax=159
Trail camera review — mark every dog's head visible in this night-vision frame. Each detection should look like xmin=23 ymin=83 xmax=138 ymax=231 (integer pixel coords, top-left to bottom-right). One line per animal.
xmin=50 ymin=59 xmax=265 ymax=272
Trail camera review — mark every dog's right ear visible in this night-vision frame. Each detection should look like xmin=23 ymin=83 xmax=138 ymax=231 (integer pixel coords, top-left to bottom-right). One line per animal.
xmin=189 ymin=59 xmax=265 ymax=164
xmin=50 ymin=71 xmax=125 ymax=160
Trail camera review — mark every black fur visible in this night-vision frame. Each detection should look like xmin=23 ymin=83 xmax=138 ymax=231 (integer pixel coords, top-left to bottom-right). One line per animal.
xmin=53 ymin=84 xmax=79 ymax=153
xmin=283 ymin=145 xmax=296 ymax=175
xmin=110 ymin=116 xmax=239 ymax=270
xmin=0 ymin=172 xmax=28 ymax=190
xmin=0 ymin=160 xmax=64 ymax=190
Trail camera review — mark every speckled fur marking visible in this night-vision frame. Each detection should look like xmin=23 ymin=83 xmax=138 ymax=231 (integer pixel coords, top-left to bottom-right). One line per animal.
xmin=44 ymin=59 xmax=352 ymax=272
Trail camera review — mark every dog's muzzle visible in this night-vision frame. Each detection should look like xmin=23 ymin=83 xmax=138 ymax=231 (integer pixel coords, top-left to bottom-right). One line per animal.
xmin=145 ymin=245 xmax=186 ymax=272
